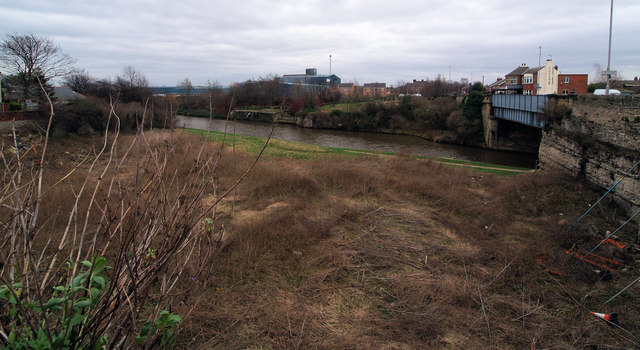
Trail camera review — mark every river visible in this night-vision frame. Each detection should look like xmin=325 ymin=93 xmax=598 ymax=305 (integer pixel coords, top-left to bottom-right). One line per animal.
xmin=176 ymin=115 xmax=538 ymax=168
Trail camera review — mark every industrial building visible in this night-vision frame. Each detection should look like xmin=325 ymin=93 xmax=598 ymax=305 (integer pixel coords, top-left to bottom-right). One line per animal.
xmin=281 ymin=68 xmax=341 ymax=86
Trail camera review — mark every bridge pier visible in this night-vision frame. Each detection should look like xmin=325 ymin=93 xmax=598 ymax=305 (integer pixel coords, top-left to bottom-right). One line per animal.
xmin=482 ymin=97 xmax=499 ymax=148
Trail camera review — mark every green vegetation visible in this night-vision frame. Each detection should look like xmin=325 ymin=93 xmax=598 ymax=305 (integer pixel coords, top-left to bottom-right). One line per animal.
xmin=318 ymin=101 xmax=368 ymax=112
xmin=0 ymin=256 xmax=181 ymax=349
xmin=4 ymin=128 xmax=637 ymax=348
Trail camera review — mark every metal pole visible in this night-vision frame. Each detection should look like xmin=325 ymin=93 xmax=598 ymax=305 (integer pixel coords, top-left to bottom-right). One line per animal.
xmin=538 ymin=46 xmax=541 ymax=67
xmin=605 ymin=0 xmax=613 ymax=95
xmin=566 ymin=160 xmax=640 ymax=233
xmin=606 ymin=275 xmax=640 ymax=304
xmin=329 ymin=54 xmax=332 ymax=76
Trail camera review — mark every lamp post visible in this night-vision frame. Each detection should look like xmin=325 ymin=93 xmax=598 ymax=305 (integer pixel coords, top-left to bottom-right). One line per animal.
xmin=605 ymin=0 xmax=615 ymax=95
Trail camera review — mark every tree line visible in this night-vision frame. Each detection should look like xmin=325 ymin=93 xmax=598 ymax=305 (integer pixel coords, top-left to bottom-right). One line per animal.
xmin=1 ymin=33 xmax=485 ymax=140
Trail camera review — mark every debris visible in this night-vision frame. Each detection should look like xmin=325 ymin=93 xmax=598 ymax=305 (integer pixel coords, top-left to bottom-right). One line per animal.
xmin=535 ymin=254 xmax=565 ymax=276
xmin=565 ymin=248 xmax=625 ymax=272
xmin=590 ymin=311 xmax=619 ymax=327
xmin=595 ymin=269 xmax=613 ymax=281
xmin=293 ymin=250 xmax=302 ymax=256
xmin=600 ymin=238 xmax=626 ymax=249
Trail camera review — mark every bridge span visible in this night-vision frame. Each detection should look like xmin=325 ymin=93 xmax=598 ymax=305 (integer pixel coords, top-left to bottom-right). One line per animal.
xmin=483 ymin=95 xmax=552 ymax=150
xmin=491 ymin=95 xmax=548 ymax=128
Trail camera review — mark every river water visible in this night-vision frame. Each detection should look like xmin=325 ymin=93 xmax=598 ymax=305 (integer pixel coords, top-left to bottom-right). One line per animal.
xmin=176 ymin=115 xmax=538 ymax=168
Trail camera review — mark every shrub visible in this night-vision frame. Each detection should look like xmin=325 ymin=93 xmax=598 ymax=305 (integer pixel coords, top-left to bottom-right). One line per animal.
xmin=542 ymin=99 xmax=572 ymax=126
xmin=52 ymin=98 xmax=106 ymax=134
xmin=9 ymin=102 xmax=22 ymax=111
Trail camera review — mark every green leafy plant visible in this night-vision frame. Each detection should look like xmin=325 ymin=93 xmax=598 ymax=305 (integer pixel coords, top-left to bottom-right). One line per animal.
xmin=135 ymin=310 xmax=182 ymax=348
xmin=0 ymin=255 xmax=110 ymax=349
xmin=0 ymin=256 xmax=182 ymax=349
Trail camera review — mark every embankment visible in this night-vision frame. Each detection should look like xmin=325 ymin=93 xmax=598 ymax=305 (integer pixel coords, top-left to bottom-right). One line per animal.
xmin=539 ymin=95 xmax=640 ymax=214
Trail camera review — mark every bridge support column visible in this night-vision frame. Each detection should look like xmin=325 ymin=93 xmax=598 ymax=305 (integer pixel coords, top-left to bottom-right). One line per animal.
xmin=482 ymin=97 xmax=499 ymax=148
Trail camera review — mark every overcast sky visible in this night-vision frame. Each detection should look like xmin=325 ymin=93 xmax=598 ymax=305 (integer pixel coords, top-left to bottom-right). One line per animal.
xmin=1 ymin=0 xmax=638 ymax=87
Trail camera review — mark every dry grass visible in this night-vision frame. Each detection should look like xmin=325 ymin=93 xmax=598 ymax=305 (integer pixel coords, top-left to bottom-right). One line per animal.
xmin=4 ymin=127 xmax=639 ymax=349
xmin=154 ymin=132 xmax=637 ymax=349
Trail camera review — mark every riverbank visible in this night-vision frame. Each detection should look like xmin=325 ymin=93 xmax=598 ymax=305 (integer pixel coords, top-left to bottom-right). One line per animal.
xmin=6 ymin=129 xmax=638 ymax=348
xmin=166 ymin=130 xmax=637 ymax=348
xmin=182 ymin=110 xmax=499 ymax=152
xmin=179 ymin=93 xmax=519 ymax=157
xmin=183 ymin=127 xmax=531 ymax=175
xmin=177 ymin=115 xmax=539 ymax=168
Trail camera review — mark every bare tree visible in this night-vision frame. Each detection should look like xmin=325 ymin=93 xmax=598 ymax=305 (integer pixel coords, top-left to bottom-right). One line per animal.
xmin=592 ymin=63 xmax=620 ymax=84
xmin=178 ymin=77 xmax=194 ymax=108
xmin=115 ymin=66 xmax=151 ymax=103
xmin=206 ymin=79 xmax=223 ymax=116
xmin=118 ymin=65 xmax=149 ymax=88
xmin=0 ymin=33 xmax=76 ymax=102
xmin=62 ymin=68 xmax=93 ymax=93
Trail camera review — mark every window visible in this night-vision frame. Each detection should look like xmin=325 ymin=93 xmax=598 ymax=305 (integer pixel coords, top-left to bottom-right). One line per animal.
xmin=524 ymin=90 xmax=533 ymax=95
xmin=563 ymin=77 xmax=570 ymax=83
xmin=509 ymin=77 xmax=517 ymax=84
xmin=563 ymin=90 xmax=569 ymax=95
xmin=523 ymin=76 xmax=533 ymax=84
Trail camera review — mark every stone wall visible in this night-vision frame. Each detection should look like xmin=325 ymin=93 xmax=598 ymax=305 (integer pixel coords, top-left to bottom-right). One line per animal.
xmin=539 ymin=95 xmax=640 ymax=215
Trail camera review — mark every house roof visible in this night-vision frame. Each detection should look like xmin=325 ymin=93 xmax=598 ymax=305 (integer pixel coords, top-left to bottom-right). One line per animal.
xmin=523 ymin=66 xmax=544 ymax=74
xmin=364 ymin=83 xmax=386 ymax=88
xmin=506 ymin=65 xmax=529 ymax=76
xmin=488 ymin=79 xmax=506 ymax=88
xmin=338 ymin=83 xmax=354 ymax=88
xmin=54 ymin=86 xmax=85 ymax=100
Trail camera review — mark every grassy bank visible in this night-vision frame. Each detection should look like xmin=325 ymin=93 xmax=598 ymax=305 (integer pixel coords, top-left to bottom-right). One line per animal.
xmin=3 ymin=129 xmax=638 ymax=348
xmin=183 ymin=127 xmax=530 ymax=175
xmin=173 ymin=129 xmax=638 ymax=348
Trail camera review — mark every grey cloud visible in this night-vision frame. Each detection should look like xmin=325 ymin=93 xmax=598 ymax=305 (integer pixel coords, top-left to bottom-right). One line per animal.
xmin=1 ymin=0 xmax=638 ymax=85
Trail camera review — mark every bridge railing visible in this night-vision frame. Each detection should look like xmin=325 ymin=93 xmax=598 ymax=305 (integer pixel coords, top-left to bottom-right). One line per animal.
xmin=491 ymin=95 xmax=548 ymax=128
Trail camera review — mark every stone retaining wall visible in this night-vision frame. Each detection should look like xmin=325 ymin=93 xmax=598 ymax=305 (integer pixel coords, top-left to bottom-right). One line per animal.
xmin=539 ymin=95 xmax=640 ymax=216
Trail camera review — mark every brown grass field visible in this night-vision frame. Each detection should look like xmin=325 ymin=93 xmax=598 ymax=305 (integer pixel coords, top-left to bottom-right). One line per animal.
xmin=3 ymin=128 xmax=639 ymax=349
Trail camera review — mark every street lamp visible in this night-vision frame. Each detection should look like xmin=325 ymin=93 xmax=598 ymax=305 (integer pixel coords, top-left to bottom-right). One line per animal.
xmin=604 ymin=0 xmax=616 ymax=95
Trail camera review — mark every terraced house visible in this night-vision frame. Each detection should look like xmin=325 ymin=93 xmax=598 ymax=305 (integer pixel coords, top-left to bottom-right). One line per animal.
xmin=502 ymin=60 xmax=587 ymax=95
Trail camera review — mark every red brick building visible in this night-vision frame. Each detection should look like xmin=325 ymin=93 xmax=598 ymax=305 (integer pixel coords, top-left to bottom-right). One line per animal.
xmin=557 ymin=74 xmax=588 ymax=95
xmin=500 ymin=61 xmax=588 ymax=95
xmin=338 ymin=83 xmax=355 ymax=96
xmin=363 ymin=83 xmax=387 ymax=97
xmin=504 ymin=64 xmax=529 ymax=93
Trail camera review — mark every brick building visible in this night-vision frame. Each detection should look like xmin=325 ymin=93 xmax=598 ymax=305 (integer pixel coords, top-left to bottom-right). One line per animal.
xmin=338 ymin=83 xmax=355 ymax=96
xmin=363 ymin=83 xmax=387 ymax=97
xmin=501 ymin=60 xmax=587 ymax=95
xmin=504 ymin=64 xmax=529 ymax=94
xmin=557 ymin=74 xmax=588 ymax=95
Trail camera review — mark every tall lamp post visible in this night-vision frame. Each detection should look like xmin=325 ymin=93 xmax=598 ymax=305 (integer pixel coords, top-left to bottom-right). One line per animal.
xmin=604 ymin=0 xmax=615 ymax=95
